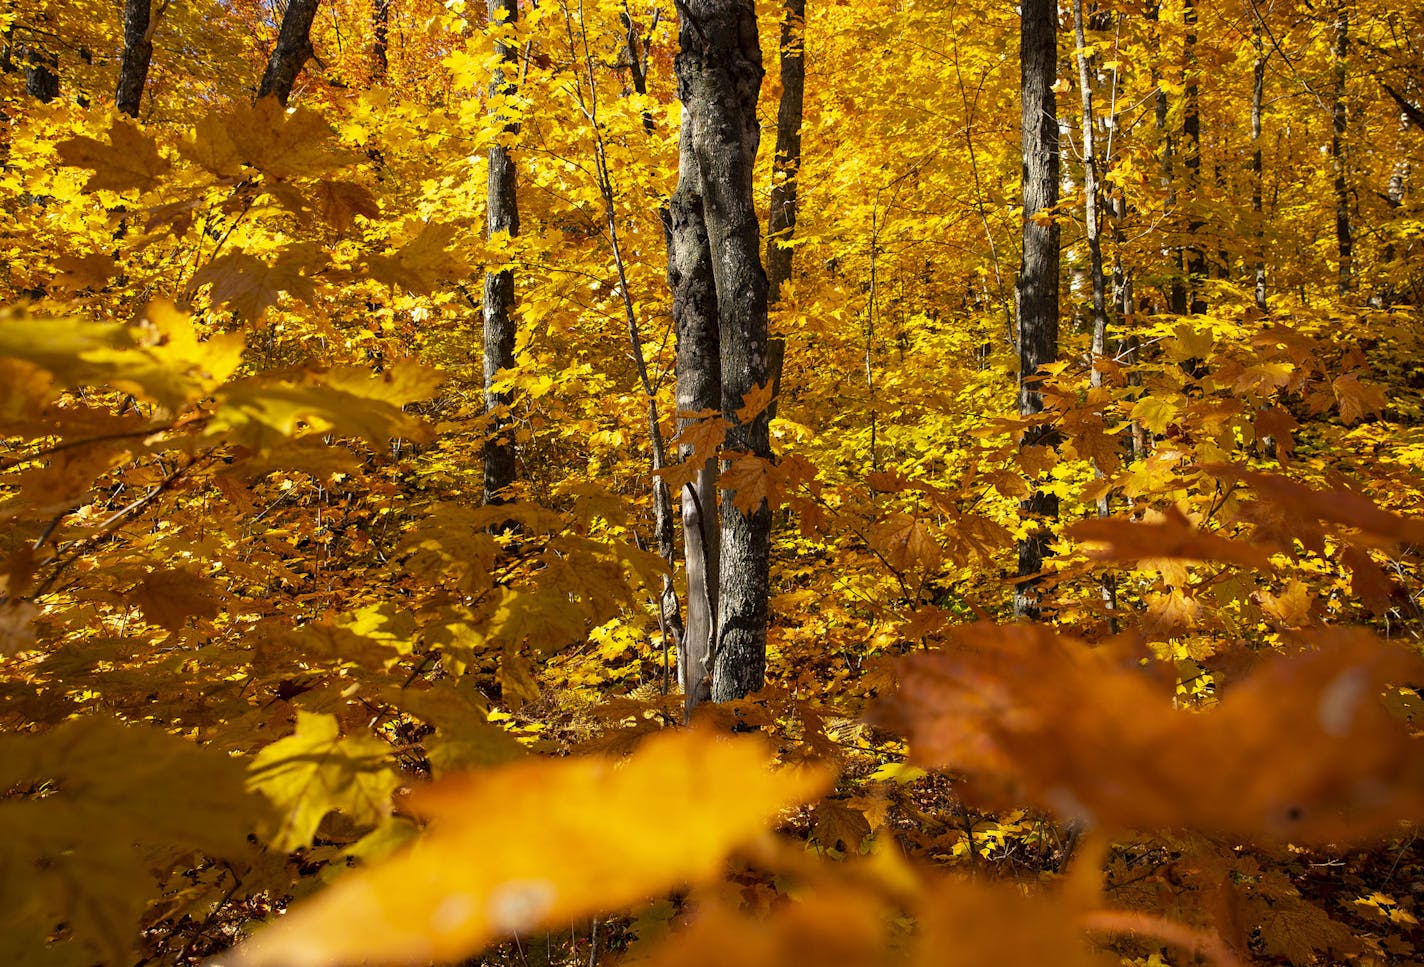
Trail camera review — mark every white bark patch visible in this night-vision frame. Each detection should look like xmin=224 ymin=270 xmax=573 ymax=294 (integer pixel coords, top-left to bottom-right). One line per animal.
xmin=1317 ymin=666 xmax=1370 ymax=736
xmin=1045 ymin=785 xmax=1094 ymax=827
xmin=431 ymin=892 xmax=477 ymax=934
xmin=487 ymin=879 xmax=557 ymax=934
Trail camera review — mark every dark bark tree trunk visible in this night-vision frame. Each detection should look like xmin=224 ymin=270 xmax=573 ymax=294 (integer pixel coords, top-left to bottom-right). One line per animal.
xmin=116 ymin=0 xmax=155 ymax=118
xmin=483 ymin=0 xmax=520 ymax=509
xmin=673 ymin=0 xmax=771 ymax=702
xmin=1181 ymin=0 xmax=1206 ymax=315
xmin=1145 ymin=0 xmax=1186 ymax=316
xmin=765 ymin=0 xmax=804 ymax=305
xmin=664 ymin=122 xmax=721 ymax=714
xmin=1014 ymin=0 xmax=1059 ymax=621
xmin=1382 ymin=83 xmax=1424 ymax=132
xmin=619 ymin=7 xmax=657 ymax=132
xmin=1331 ymin=3 xmax=1352 ymax=296
xmin=258 ymin=0 xmax=320 ymax=104
xmin=371 ymin=0 xmax=390 ymax=80
xmin=18 ymin=45 xmax=59 ymax=102
xmin=1251 ymin=23 xmax=1268 ymax=311
xmin=762 ymin=0 xmax=803 ymax=425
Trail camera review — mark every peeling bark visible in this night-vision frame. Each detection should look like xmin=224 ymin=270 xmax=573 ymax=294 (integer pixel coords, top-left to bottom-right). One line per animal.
xmin=673 ymin=0 xmax=771 ymax=702
xmin=664 ymin=121 xmax=721 ymax=714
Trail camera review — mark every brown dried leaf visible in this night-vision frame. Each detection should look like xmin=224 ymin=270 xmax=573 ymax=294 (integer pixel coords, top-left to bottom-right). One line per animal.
xmin=870 ymin=514 xmax=941 ymax=572
xmin=720 ymin=451 xmax=776 ymax=514
xmin=879 ymin=623 xmax=1424 ymax=842
xmin=312 ymin=179 xmax=380 ymax=231
xmin=1069 ymin=505 xmax=1273 ymax=570
xmin=133 ymin=568 xmax=221 ymax=633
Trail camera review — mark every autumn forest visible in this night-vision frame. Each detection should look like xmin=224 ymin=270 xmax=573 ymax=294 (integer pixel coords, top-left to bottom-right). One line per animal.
xmin=2 ymin=0 xmax=1424 ymax=963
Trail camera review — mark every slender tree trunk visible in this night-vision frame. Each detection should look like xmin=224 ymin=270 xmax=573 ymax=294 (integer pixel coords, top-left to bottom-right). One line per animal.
xmin=1382 ymin=83 xmax=1424 ymax=132
xmin=1105 ymin=33 xmax=1145 ymax=465
xmin=116 ymin=0 xmax=155 ymax=117
xmin=1072 ymin=0 xmax=1106 ymax=383
xmin=1072 ymin=0 xmax=1116 ymax=626
xmin=18 ymin=45 xmax=59 ymax=102
xmin=1251 ymin=23 xmax=1267 ymax=311
xmin=763 ymin=0 xmax=803 ymax=425
xmin=765 ymin=0 xmax=804 ymax=305
xmin=1014 ymin=0 xmax=1060 ymax=620
xmin=1145 ymin=0 xmax=1185 ymax=315
xmin=620 ymin=7 xmax=657 ymax=132
xmin=566 ymin=0 xmax=684 ymax=694
xmin=258 ymin=0 xmax=320 ymax=104
xmin=674 ymin=0 xmax=771 ymax=702
xmin=371 ymin=0 xmax=390 ymax=80
xmin=664 ymin=117 xmax=721 ymax=713
xmin=1331 ymin=2 xmax=1351 ymax=296
xmin=483 ymin=0 xmax=520 ymax=508
xmin=1181 ymin=0 xmax=1206 ymax=315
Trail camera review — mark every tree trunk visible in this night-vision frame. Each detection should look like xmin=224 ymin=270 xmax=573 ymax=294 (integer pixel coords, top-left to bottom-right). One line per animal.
xmin=1072 ymin=0 xmax=1115 ymax=626
xmin=1072 ymin=0 xmax=1106 ymax=384
xmin=674 ymin=0 xmax=771 ymax=702
xmin=566 ymin=0 xmax=685 ymax=697
xmin=765 ymin=0 xmax=804 ymax=305
xmin=620 ymin=8 xmax=657 ymax=132
xmin=664 ymin=118 xmax=721 ymax=714
xmin=1145 ymin=0 xmax=1185 ymax=316
xmin=1251 ymin=23 xmax=1267 ymax=311
xmin=1331 ymin=2 xmax=1351 ymax=296
xmin=18 ymin=45 xmax=59 ymax=102
xmin=116 ymin=0 xmax=154 ymax=118
xmin=371 ymin=0 xmax=390 ymax=80
xmin=483 ymin=0 xmax=520 ymax=509
xmin=1014 ymin=0 xmax=1059 ymax=621
xmin=1181 ymin=0 xmax=1206 ymax=315
xmin=258 ymin=0 xmax=320 ymax=104
xmin=763 ymin=0 xmax=803 ymax=426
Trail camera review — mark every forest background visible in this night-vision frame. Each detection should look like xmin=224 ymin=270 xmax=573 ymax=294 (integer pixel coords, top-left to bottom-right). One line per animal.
xmin=2 ymin=0 xmax=1424 ymax=964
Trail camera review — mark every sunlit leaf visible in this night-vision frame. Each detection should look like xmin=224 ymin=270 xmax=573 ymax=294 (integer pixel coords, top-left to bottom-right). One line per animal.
xmin=226 ymin=729 xmax=832 ymax=966
xmin=246 ymin=711 xmax=400 ymax=852
xmin=0 ymin=717 xmax=256 ymax=963
xmin=56 ymin=117 xmax=171 ymax=193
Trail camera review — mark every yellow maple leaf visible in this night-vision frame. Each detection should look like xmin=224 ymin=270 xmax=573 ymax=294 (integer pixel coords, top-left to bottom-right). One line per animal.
xmin=735 ymin=380 xmax=776 ymax=424
xmin=1332 ymin=372 xmax=1386 ymax=425
xmin=56 ymin=117 xmax=171 ymax=193
xmin=227 ymin=729 xmax=831 ymax=966
xmin=870 ymin=514 xmax=942 ymax=573
xmin=721 ymin=450 xmax=777 ymax=513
